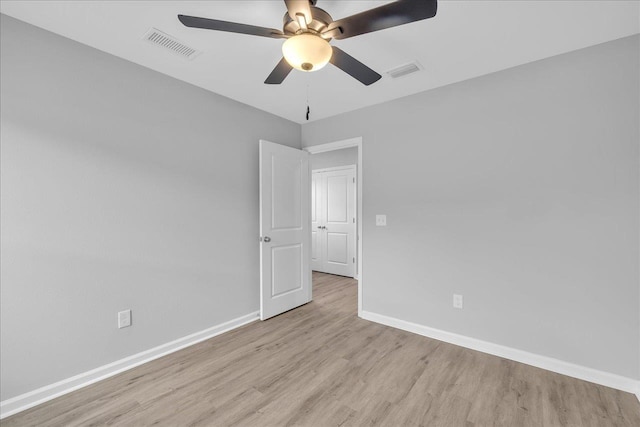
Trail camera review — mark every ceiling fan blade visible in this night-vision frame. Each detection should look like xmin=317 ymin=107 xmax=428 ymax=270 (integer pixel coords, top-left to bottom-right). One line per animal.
xmin=265 ymin=58 xmax=293 ymax=84
xmin=330 ymin=47 xmax=381 ymax=86
xmin=326 ymin=0 xmax=437 ymax=40
xmin=284 ymin=0 xmax=313 ymax=25
xmin=178 ymin=15 xmax=286 ymax=39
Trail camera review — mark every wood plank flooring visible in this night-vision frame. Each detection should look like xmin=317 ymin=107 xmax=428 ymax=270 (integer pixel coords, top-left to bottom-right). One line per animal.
xmin=3 ymin=272 xmax=640 ymax=426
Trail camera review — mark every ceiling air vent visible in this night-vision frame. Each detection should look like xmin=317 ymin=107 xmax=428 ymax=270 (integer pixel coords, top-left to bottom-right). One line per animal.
xmin=386 ymin=61 xmax=422 ymax=79
xmin=143 ymin=28 xmax=201 ymax=60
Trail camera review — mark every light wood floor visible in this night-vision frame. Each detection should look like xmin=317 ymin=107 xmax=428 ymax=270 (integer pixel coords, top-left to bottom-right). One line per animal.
xmin=4 ymin=272 xmax=640 ymax=426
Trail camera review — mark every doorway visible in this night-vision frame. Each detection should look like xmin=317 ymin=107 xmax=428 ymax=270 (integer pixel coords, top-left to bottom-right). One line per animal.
xmin=258 ymin=138 xmax=363 ymax=321
xmin=305 ymin=137 xmax=363 ymax=316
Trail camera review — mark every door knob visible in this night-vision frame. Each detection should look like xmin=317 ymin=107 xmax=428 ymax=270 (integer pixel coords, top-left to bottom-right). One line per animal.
xmin=317 ymin=226 xmax=322 ymax=229
xmin=263 ymin=236 xmax=271 ymax=242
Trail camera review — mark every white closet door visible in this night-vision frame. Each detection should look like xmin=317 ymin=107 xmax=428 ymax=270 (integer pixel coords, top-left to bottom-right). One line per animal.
xmin=311 ymin=173 xmax=322 ymax=271
xmin=312 ymin=166 xmax=356 ymax=277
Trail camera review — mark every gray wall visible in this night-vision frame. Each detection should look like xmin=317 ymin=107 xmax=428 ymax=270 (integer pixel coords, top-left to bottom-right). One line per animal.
xmin=302 ymin=35 xmax=640 ymax=380
xmin=311 ymin=147 xmax=357 ymax=170
xmin=0 ymin=15 xmax=300 ymax=400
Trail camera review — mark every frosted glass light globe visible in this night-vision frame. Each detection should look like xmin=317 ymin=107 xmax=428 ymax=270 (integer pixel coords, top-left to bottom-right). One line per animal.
xmin=282 ymin=34 xmax=332 ymax=72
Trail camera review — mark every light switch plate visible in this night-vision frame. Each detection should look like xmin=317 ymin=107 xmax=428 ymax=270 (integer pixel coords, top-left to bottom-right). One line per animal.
xmin=453 ymin=294 xmax=463 ymax=309
xmin=376 ymin=215 xmax=387 ymax=226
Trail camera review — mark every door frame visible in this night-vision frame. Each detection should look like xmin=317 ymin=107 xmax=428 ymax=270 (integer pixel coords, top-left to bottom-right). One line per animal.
xmin=305 ymin=137 xmax=363 ymax=317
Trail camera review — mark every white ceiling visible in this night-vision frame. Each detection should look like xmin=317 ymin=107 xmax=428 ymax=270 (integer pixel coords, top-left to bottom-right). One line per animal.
xmin=1 ymin=1 xmax=639 ymax=124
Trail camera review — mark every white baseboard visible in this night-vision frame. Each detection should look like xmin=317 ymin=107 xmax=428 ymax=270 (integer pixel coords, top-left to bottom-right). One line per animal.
xmin=360 ymin=310 xmax=640 ymax=397
xmin=0 ymin=311 xmax=259 ymax=419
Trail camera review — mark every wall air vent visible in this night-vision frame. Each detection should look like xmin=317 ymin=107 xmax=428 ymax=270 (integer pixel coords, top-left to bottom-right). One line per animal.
xmin=142 ymin=28 xmax=201 ymax=60
xmin=386 ymin=61 xmax=422 ymax=79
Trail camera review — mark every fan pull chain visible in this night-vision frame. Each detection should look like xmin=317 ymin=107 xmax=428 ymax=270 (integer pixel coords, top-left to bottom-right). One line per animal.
xmin=305 ymin=80 xmax=310 ymax=121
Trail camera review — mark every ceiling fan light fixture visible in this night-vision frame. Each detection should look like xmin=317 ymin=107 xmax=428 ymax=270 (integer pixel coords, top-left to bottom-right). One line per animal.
xmin=282 ymin=33 xmax=332 ymax=72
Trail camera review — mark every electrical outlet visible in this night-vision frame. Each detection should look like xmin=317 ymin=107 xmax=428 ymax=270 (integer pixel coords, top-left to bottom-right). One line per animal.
xmin=118 ymin=310 xmax=132 ymax=329
xmin=376 ymin=214 xmax=387 ymax=226
xmin=453 ymin=294 xmax=463 ymax=309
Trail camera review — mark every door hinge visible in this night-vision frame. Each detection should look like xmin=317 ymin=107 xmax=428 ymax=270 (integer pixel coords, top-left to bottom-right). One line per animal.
xmin=353 ymin=257 xmax=355 ymax=263
xmin=353 ymin=218 xmax=355 ymax=223
xmin=353 ymin=177 xmax=355 ymax=183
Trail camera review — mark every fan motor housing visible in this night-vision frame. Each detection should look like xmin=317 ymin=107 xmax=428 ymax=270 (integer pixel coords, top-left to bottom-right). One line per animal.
xmin=282 ymin=6 xmax=333 ymax=37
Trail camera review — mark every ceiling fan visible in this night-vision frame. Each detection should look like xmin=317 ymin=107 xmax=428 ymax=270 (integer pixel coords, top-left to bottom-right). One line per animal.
xmin=178 ymin=0 xmax=437 ymax=86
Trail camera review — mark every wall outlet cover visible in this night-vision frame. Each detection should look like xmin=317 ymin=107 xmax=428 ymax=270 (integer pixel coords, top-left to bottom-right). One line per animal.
xmin=118 ymin=310 xmax=132 ymax=328
xmin=376 ymin=215 xmax=387 ymax=226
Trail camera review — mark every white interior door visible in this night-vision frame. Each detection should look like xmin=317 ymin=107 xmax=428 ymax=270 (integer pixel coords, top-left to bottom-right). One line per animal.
xmin=311 ymin=166 xmax=356 ymax=277
xmin=311 ymin=173 xmax=322 ymax=271
xmin=259 ymin=140 xmax=311 ymax=320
